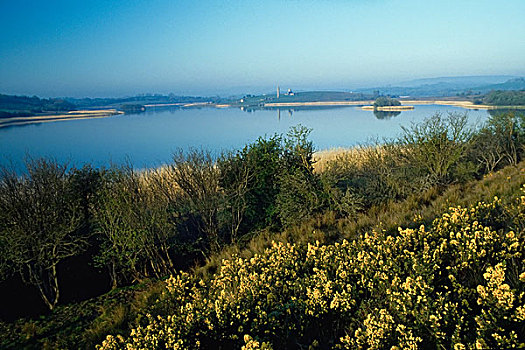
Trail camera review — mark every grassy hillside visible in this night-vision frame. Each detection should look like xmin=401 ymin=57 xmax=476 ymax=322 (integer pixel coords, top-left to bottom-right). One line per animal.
xmin=100 ymin=185 xmax=525 ymax=349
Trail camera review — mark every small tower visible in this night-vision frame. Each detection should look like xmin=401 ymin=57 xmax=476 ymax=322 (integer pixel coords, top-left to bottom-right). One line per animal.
xmin=277 ymin=85 xmax=280 ymax=99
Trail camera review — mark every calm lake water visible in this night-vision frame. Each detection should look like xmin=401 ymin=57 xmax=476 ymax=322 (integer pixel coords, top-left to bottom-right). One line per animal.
xmin=0 ymin=105 xmax=488 ymax=172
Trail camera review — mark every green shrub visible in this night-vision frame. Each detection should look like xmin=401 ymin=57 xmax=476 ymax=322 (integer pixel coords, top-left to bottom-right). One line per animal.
xmin=373 ymin=97 xmax=401 ymax=108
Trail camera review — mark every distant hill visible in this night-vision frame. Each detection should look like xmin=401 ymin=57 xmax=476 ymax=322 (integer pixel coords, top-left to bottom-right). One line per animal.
xmin=357 ymin=76 xmax=525 ymax=98
xmin=396 ymin=75 xmax=518 ymax=88
xmin=66 ymin=94 xmax=213 ymax=109
xmin=475 ymin=78 xmax=525 ymax=91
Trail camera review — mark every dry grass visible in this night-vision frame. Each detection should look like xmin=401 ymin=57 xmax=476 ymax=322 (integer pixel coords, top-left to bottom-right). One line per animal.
xmin=313 ymin=146 xmax=387 ymax=173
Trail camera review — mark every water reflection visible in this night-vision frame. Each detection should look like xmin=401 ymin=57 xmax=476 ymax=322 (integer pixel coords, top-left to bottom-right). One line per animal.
xmin=240 ymin=105 xmax=409 ymax=121
xmin=373 ymin=110 xmax=402 ymax=120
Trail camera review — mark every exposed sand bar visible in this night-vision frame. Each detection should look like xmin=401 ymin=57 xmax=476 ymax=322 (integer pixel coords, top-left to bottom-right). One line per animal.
xmin=0 ymin=109 xmax=122 ymax=128
xmin=361 ymin=105 xmax=414 ymax=111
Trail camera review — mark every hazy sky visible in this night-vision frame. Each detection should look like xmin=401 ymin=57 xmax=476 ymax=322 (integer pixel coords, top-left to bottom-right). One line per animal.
xmin=1 ymin=0 xmax=524 ymax=97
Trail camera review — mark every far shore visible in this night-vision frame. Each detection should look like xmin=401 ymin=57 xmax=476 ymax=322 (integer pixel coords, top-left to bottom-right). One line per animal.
xmin=0 ymin=109 xmax=122 ymax=128
xmin=2 ymin=99 xmax=524 ymax=128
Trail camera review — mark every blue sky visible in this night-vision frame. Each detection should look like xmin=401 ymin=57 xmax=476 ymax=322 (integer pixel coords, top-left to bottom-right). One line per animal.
xmin=1 ymin=0 xmax=524 ymax=97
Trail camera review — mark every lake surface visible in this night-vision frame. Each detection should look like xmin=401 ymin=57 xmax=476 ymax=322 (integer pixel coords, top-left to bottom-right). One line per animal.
xmin=0 ymin=105 xmax=489 ymax=172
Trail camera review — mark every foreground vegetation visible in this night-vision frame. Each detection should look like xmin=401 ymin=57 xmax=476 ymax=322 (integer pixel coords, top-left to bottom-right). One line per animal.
xmin=1 ymin=110 xmax=525 ymax=348
xmin=100 ymin=188 xmax=525 ymax=349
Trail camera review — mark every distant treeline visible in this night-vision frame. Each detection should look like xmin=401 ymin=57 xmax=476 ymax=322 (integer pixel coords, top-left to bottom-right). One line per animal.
xmin=484 ymin=90 xmax=525 ymax=106
xmin=0 ymin=93 xmax=214 ymax=118
xmin=358 ymin=77 xmax=525 ymax=98
xmin=68 ymin=93 xmax=213 ymax=109
xmin=0 ymin=94 xmax=76 ymax=117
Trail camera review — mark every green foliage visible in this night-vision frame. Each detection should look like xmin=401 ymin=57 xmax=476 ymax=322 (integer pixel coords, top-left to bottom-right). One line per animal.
xmin=98 ymin=187 xmax=525 ymax=349
xmin=484 ymin=90 xmax=525 ymax=106
xmin=276 ymin=125 xmax=328 ymax=227
xmin=373 ymin=96 xmax=401 ymax=108
xmin=219 ymin=125 xmax=324 ymax=232
xmin=70 ymin=164 xmax=104 ymax=230
xmin=0 ymin=94 xmax=76 ymax=115
xmin=233 ymin=135 xmax=284 ymax=230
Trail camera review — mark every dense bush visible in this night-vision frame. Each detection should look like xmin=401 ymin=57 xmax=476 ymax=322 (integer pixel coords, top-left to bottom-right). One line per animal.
xmin=98 ymin=187 xmax=525 ymax=349
xmin=484 ymin=90 xmax=525 ymax=106
xmin=373 ymin=97 xmax=401 ymax=108
xmin=0 ymin=94 xmax=76 ymax=114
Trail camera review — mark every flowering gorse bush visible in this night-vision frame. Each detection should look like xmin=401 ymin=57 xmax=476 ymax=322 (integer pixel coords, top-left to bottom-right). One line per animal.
xmin=99 ymin=186 xmax=525 ymax=349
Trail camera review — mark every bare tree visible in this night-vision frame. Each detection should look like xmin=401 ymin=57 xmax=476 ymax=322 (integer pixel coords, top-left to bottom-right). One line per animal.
xmin=170 ymin=149 xmax=224 ymax=253
xmin=0 ymin=159 xmax=86 ymax=310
